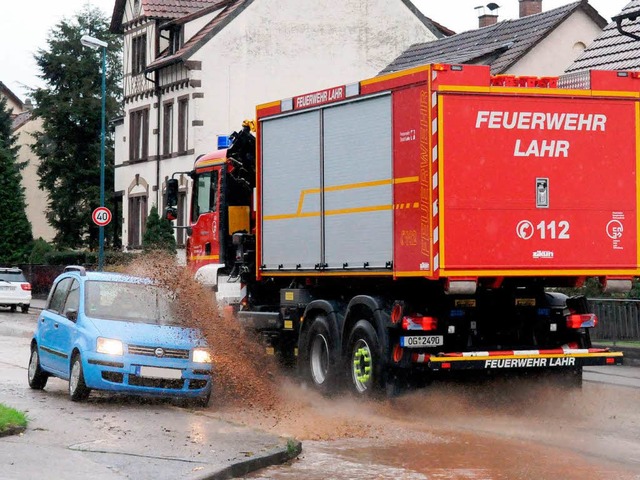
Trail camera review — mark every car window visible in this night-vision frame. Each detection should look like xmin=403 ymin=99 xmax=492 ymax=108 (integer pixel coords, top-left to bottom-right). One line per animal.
xmin=48 ymin=278 xmax=73 ymax=314
xmin=0 ymin=270 xmax=27 ymax=282
xmin=63 ymin=279 xmax=80 ymax=314
xmin=84 ymin=280 xmax=182 ymax=326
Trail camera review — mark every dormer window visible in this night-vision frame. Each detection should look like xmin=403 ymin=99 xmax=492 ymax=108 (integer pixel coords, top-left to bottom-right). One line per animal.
xmin=169 ymin=26 xmax=184 ymax=54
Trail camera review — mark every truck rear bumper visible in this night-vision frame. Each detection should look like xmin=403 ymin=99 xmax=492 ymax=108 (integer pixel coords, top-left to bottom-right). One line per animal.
xmin=411 ymin=348 xmax=623 ymax=371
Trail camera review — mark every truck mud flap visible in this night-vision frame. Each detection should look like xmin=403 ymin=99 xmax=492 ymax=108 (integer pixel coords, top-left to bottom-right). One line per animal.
xmin=416 ymin=348 xmax=623 ymax=371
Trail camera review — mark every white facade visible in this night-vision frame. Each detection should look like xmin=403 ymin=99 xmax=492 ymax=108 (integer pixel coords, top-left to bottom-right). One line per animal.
xmin=507 ymin=9 xmax=605 ymax=76
xmin=112 ymin=0 xmax=440 ymax=250
xmin=15 ymin=116 xmax=56 ymax=242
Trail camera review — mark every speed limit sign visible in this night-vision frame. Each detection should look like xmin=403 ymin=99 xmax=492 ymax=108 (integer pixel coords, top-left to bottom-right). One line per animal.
xmin=92 ymin=206 xmax=112 ymax=227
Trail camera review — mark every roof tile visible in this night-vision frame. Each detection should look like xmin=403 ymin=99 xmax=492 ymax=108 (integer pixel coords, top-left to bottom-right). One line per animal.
xmin=381 ymin=1 xmax=599 ymax=75
xmin=566 ymin=0 xmax=640 ymax=72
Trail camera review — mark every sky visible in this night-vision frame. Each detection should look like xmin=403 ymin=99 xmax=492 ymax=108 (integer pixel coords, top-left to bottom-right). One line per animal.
xmin=1 ymin=0 xmax=630 ymax=101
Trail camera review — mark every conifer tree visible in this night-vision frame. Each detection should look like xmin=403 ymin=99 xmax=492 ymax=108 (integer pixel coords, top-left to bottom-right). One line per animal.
xmin=31 ymin=5 xmax=122 ymax=249
xmin=0 ymin=97 xmax=33 ymax=264
xmin=143 ymin=206 xmax=177 ymax=254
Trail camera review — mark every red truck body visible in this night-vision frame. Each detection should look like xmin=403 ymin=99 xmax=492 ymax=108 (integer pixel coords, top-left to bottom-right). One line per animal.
xmin=170 ymin=64 xmax=634 ymax=395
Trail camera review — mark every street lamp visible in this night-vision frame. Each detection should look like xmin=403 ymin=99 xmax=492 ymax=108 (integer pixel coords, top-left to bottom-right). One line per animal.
xmin=81 ymin=34 xmax=108 ymax=271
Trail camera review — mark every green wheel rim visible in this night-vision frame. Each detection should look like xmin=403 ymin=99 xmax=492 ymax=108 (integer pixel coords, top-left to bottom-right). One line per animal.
xmin=352 ymin=339 xmax=372 ymax=393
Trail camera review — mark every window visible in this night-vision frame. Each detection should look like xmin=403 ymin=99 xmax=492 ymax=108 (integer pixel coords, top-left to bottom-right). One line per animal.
xmin=130 ymin=108 xmax=149 ymax=162
xmin=64 ymin=280 xmax=80 ymax=317
xmin=163 ymin=102 xmax=174 ymax=156
xmin=128 ymin=195 xmax=148 ymax=248
xmin=178 ymin=97 xmax=189 ymax=153
xmin=132 ymin=34 xmax=147 ymax=75
xmin=192 ymin=171 xmax=219 ymax=222
xmin=47 ymin=278 xmax=72 ymax=314
xmin=177 ymin=191 xmax=186 ymax=246
xmin=169 ymin=26 xmax=184 ymax=54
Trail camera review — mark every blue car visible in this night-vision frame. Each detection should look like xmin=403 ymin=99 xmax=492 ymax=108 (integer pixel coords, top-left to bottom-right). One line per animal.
xmin=27 ymin=266 xmax=212 ymax=406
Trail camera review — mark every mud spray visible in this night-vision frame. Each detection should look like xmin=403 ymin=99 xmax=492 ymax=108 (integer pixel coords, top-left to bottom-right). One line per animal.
xmin=121 ymin=253 xmax=640 ymax=479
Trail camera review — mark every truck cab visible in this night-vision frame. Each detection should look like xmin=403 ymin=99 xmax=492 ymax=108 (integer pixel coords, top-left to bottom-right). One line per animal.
xmin=166 ymin=122 xmax=255 ymax=299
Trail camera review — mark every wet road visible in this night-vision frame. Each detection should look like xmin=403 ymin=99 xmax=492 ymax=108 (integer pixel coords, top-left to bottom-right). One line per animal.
xmin=3 ymin=307 xmax=639 ymax=480
xmin=237 ymin=370 xmax=640 ymax=480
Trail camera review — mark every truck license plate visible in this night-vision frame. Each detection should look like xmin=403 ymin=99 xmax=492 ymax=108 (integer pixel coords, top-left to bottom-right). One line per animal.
xmin=139 ymin=366 xmax=182 ymax=379
xmin=400 ymin=335 xmax=443 ymax=348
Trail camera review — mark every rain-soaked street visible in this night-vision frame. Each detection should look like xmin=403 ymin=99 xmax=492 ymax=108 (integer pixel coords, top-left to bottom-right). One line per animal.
xmin=2 ymin=305 xmax=640 ymax=480
xmin=234 ymin=370 xmax=640 ymax=480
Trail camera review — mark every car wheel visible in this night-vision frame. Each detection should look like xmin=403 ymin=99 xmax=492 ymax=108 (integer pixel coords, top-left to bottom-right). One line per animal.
xmin=21 ymin=305 xmax=29 ymax=314
xmin=69 ymin=353 xmax=91 ymax=401
xmin=27 ymin=346 xmax=49 ymax=390
xmin=10 ymin=305 xmax=16 ymax=313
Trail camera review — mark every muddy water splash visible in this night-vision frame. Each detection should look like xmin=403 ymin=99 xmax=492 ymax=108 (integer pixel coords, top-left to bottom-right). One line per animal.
xmin=123 ymin=252 xmax=282 ymax=412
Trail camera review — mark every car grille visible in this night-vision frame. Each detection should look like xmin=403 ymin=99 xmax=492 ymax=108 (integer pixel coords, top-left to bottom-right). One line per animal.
xmin=102 ymin=372 xmax=124 ymax=383
xmin=129 ymin=376 xmax=184 ymax=389
xmin=128 ymin=345 xmax=189 ymax=359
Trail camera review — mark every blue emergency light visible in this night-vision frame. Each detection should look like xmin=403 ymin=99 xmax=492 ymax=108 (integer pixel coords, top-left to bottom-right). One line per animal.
xmin=217 ymin=135 xmax=231 ymax=150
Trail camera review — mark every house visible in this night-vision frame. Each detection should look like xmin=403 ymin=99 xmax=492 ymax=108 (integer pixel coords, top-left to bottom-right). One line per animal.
xmin=381 ymin=0 xmax=607 ymax=77
xmin=109 ymin=0 xmax=452 ymax=251
xmin=566 ymin=0 xmax=640 ymax=72
xmin=0 ymin=84 xmax=54 ymax=243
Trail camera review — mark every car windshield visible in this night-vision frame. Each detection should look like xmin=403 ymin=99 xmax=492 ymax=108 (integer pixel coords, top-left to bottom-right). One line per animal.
xmin=84 ymin=280 xmax=182 ymax=326
xmin=0 ymin=271 xmax=26 ymax=282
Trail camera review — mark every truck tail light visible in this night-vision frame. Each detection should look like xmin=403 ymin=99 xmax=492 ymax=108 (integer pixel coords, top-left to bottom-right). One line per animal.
xmin=566 ymin=313 xmax=597 ymax=329
xmin=21 ymin=283 xmax=31 ymax=291
xmin=402 ymin=316 xmax=437 ymax=331
xmin=391 ymin=303 xmax=403 ymax=324
xmin=392 ymin=344 xmax=403 ymax=363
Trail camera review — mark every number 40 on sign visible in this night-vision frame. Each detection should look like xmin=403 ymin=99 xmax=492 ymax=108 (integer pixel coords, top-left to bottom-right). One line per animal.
xmin=92 ymin=206 xmax=112 ymax=227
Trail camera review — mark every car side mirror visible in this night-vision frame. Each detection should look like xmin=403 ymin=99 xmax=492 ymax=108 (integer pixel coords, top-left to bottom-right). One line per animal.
xmin=65 ymin=308 xmax=78 ymax=322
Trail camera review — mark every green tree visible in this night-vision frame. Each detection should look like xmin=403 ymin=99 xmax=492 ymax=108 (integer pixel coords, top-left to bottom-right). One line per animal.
xmin=29 ymin=237 xmax=55 ymax=264
xmin=143 ymin=206 xmax=177 ymax=254
xmin=0 ymin=97 xmax=33 ymax=264
xmin=31 ymin=5 xmax=122 ymax=250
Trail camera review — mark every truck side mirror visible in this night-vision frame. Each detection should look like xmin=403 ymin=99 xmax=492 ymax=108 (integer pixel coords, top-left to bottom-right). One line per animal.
xmin=166 ymin=178 xmax=179 ymax=207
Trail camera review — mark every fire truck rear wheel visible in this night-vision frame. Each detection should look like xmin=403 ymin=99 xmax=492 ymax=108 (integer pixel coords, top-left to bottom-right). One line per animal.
xmin=301 ymin=315 xmax=339 ymax=395
xmin=346 ymin=320 xmax=382 ymax=396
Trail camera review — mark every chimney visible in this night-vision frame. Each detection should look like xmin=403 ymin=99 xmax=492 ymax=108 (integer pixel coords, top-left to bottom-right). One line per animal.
xmin=479 ymin=13 xmax=499 ymax=28
xmin=519 ymin=0 xmax=542 ymax=18
xmin=476 ymin=3 xmax=500 ymax=28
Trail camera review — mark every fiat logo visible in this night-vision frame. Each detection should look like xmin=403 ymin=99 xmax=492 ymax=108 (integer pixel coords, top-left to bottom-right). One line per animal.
xmin=154 ymin=348 xmax=165 ymax=358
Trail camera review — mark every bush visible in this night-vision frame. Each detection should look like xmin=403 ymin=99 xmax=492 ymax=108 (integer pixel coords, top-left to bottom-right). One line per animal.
xmin=29 ymin=238 xmax=54 ymax=264
xmin=142 ymin=205 xmax=177 ymax=254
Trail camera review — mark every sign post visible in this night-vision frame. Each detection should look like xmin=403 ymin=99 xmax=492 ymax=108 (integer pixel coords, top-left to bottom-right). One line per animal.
xmin=92 ymin=207 xmax=112 ymax=270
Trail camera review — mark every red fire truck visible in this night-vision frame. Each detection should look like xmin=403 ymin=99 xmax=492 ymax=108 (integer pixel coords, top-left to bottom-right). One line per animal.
xmin=166 ymin=64 xmax=634 ymax=395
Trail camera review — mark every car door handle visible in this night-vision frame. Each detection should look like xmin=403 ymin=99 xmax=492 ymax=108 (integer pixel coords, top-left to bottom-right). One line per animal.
xmin=54 ymin=323 xmax=59 ymax=329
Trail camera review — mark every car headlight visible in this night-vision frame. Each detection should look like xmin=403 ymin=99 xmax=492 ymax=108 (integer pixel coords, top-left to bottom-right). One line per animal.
xmin=193 ymin=348 xmax=212 ymax=363
xmin=97 ymin=337 xmax=124 ymax=356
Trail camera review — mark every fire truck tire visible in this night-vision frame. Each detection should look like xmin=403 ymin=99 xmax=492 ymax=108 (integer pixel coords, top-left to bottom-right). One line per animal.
xmin=300 ymin=315 xmax=340 ymax=395
xmin=346 ymin=320 xmax=383 ymax=396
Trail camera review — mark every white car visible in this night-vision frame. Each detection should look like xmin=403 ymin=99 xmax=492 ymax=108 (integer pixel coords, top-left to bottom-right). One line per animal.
xmin=0 ymin=267 xmax=31 ymax=313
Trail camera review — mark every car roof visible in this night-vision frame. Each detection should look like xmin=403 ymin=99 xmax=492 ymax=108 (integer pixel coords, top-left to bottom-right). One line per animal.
xmin=60 ymin=268 xmax=152 ymax=285
xmin=0 ymin=267 xmax=23 ymax=273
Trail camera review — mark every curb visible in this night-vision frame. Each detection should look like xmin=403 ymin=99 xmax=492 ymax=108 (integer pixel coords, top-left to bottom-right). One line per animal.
xmin=199 ymin=440 xmax=302 ymax=480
